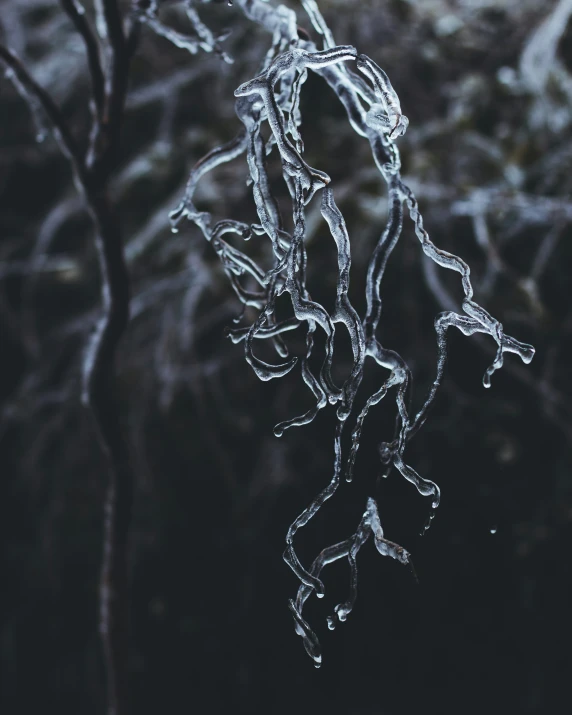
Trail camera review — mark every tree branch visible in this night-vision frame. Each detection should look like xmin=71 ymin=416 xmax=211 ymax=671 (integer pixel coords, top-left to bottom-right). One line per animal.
xmin=60 ymin=0 xmax=106 ymax=117
xmin=82 ymin=190 xmax=133 ymax=715
xmin=88 ymin=0 xmax=134 ymax=180
xmin=0 ymin=44 xmax=85 ymax=177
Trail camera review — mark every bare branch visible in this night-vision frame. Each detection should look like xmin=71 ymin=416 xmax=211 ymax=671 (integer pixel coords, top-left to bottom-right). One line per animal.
xmin=0 ymin=44 xmax=84 ymax=176
xmin=60 ymin=0 xmax=106 ymax=115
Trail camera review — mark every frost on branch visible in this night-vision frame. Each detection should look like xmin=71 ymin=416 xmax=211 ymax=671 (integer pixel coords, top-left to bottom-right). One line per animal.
xmin=135 ymin=0 xmax=233 ymax=63
xmin=171 ymin=0 xmax=535 ymax=664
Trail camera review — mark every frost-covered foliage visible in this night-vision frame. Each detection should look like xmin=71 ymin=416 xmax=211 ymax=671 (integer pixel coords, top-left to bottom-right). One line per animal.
xmin=166 ymin=0 xmax=534 ymax=665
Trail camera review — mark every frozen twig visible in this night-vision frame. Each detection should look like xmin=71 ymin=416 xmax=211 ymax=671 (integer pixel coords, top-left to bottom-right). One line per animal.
xmin=170 ymin=0 xmax=535 ymax=666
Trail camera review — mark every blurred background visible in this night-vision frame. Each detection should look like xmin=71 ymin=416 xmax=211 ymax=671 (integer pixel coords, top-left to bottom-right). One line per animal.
xmin=0 ymin=0 xmax=571 ymax=713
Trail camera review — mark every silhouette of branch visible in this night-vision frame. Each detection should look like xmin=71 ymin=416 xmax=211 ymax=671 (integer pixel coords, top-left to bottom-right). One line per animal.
xmin=2 ymin=3 xmax=137 ymax=711
xmin=0 ymin=45 xmax=84 ymax=174
xmin=60 ymin=0 xmax=105 ymax=116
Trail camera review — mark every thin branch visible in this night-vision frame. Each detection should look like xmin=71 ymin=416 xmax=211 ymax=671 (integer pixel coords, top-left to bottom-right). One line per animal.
xmin=0 ymin=44 xmax=84 ymax=177
xmin=60 ymin=0 xmax=106 ymax=116
xmin=102 ymin=0 xmax=129 ymax=140
xmin=88 ymin=0 xmax=133 ymax=180
xmin=102 ymin=0 xmax=127 ymax=53
xmin=82 ymin=191 xmax=133 ymax=715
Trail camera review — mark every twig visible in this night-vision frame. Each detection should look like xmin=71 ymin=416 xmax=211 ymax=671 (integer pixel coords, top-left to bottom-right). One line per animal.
xmin=60 ymin=0 xmax=106 ymax=116
xmin=0 ymin=45 xmax=84 ymax=176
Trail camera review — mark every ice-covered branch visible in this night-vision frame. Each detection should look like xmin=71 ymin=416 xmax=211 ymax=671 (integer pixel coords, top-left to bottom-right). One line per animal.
xmin=172 ymin=0 xmax=535 ymax=666
xmin=289 ymin=497 xmax=413 ymax=667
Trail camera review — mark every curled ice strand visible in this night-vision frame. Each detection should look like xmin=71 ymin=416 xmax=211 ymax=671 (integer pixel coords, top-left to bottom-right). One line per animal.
xmin=364 ymin=181 xmax=403 ymax=341
xmin=289 ymin=497 xmax=412 ymax=664
xmin=367 ymin=498 xmax=411 ymax=566
xmin=227 ymin=310 xmax=294 ymax=360
xmin=392 ymin=454 xmax=441 ymax=532
xmin=169 ymin=130 xmax=248 ymax=233
xmin=357 ymin=55 xmax=409 ymax=139
xmin=301 ymin=0 xmax=336 ymax=50
xmin=365 ymin=339 xmax=408 ymax=374
xmin=404 ymin=311 xmax=452 ymax=443
xmin=273 ymin=325 xmax=328 ymax=437
xmin=300 ymin=1 xmax=377 ymax=107
xmin=227 ymin=273 xmax=266 ymax=310
xmin=373 ymin=535 xmax=411 ymax=565
xmin=137 ymin=0 xmax=232 ymax=62
xmin=294 ymin=538 xmax=354 ymax=619
xmin=399 ymin=180 xmax=534 ymax=384
xmin=368 ymin=500 xmax=417 ymax=578
xmin=398 ymin=179 xmax=474 ymax=299
xmin=237 ymin=100 xmax=286 ymax=257
xmin=288 ymin=600 xmax=322 ymax=667
xmin=345 ymin=369 xmax=405 ymax=483
xmin=365 ymin=105 xmax=392 ymax=133
xmin=244 ymin=300 xmax=298 ymax=381
xmin=210 ymin=234 xmax=266 ymax=287
xmin=331 ymin=503 xmax=371 ymax=623
xmin=226 ymin=317 xmax=300 ymax=344
xmin=285 ymin=181 xmax=341 ymax=402
xmin=167 ymin=0 xmax=536 ymax=667
xmin=287 ymin=67 xmax=308 ymax=152
xmin=283 ymin=422 xmax=344 ymax=597
xmin=184 ymin=0 xmax=234 ymax=63
xmin=235 ymin=46 xmax=356 ymax=195
xmin=320 ymin=188 xmax=365 ymax=417
xmin=238 ymin=0 xmax=299 ymax=49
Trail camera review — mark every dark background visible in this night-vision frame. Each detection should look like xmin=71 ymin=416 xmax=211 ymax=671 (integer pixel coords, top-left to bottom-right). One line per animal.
xmin=1 ymin=1 xmax=571 ymax=713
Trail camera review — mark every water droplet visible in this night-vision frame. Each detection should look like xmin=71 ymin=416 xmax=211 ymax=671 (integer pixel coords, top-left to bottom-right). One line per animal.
xmin=327 ymin=616 xmax=335 ymax=631
xmin=227 ymin=0 xmax=233 ymax=6
xmin=170 ymin=226 xmax=179 ymax=234
xmin=490 ymin=525 xmax=497 ymax=535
